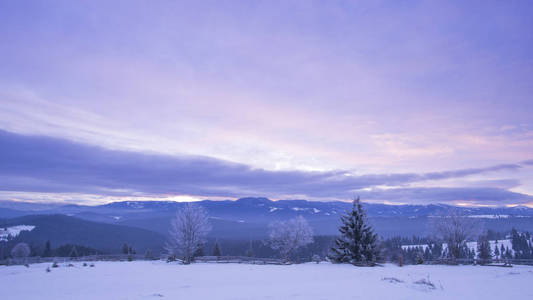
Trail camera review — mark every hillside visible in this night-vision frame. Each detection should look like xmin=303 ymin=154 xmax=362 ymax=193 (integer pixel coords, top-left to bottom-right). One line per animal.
xmin=0 ymin=214 xmax=165 ymax=254
xmin=1 ymin=198 xmax=532 ymax=238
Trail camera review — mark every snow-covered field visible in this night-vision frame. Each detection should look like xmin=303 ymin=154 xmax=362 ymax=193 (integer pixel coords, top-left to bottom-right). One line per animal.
xmin=1 ymin=261 xmax=532 ymax=299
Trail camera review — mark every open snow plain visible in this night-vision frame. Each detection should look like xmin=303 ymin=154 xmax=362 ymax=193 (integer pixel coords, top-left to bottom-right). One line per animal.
xmin=1 ymin=261 xmax=532 ymax=300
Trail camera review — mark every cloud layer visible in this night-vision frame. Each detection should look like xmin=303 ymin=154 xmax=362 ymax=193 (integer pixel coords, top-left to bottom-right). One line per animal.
xmin=1 ymin=130 xmax=531 ymax=205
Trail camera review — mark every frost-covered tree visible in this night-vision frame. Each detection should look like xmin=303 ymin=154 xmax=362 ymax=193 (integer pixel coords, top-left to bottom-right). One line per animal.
xmin=432 ymin=209 xmax=480 ymax=259
xmin=268 ymin=216 xmax=314 ymax=261
xmin=328 ymin=197 xmax=379 ymax=265
xmin=11 ymin=242 xmax=31 ymax=259
xmin=165 ymin=203 xmax=211 ymax=264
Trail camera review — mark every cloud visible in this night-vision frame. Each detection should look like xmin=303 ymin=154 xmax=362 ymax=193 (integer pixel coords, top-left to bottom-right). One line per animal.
xmin=522 ymin=159 xmax=533 ymax=166
xmin=358 ymin=187 xmax=533 ymax=206
xmin=1 ymin=130 xmax=531 ymax=205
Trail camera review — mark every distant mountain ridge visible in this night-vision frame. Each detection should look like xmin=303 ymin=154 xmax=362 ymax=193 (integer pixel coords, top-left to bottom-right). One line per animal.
xmin=1 ymin=198 xmax=532 ymax=239
xmin=1 ymin=197 xmax=531 ymax=218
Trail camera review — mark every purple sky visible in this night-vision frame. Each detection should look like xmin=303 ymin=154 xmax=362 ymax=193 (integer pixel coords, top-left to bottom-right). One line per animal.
xmin=1 ymin=1 xmax=532 ymax=206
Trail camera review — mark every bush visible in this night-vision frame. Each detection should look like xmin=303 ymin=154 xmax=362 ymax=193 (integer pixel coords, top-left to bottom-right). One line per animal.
xmin=312 ymin=254 xmax=321 ymax=264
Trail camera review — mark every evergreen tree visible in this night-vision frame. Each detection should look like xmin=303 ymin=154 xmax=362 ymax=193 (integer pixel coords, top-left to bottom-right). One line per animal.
xmin=69 ymin=245 xmax=79 ymax=258
xmin=193 ymin=244 xmax=205 ymax=258
xmin=477 ymin=235 xmax=492 ymax=264
xmin=431 ymin=242 xmax=443 ymax=260
xmin=245 ymin=240 xmax=255 ymax=257
xmin=494 ymin=244 xmax=500 ymax=258
xmin=500 ymin=244 xmax=505 ymax=259
xmin=122 ymin=243 xmax=129 ymax=254
xmin=43 ymin=240 xmax=52 ymax=257
xmin=505 ymin=247 xmax=513 ymax=259
xmin=328 ymin=197 xmax=379 ymax=265
xmin=213 ymin=241 xmax=222 ymax=256
xmin=145 ymin=249 xmax=153 ymax=260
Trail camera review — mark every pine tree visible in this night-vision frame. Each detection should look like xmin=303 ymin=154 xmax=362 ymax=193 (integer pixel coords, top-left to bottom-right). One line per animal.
xmin=505 ymin=247 xmax=513 ymax=259
xmin=193 ymin=244 xmax=205 ymax=258
xmin=122 ymin=243 xmax=129 ymax=254
xmin=69 ymin=245 xmax=79 ymax=258
xmin=43 ymin=240 xmax=52 ymax=257
xmin=213 ymin=241 xmax=222 ymax=256
xmin=328 ymin=197 xmax=379 ymax=265
xmin=245 ymin=240 xmax=255 ymax=257
xmin=477 ymin=235 xmax=492 ymax=264
xmin=145 ymin=249 xmax=153 ymax=260
xmin=494 ymin=244 xmax=500 ymax=258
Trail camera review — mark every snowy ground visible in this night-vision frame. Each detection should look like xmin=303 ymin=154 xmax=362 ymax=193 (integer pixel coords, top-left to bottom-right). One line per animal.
xmin=1 ymin=261 xmax=533 ymax=299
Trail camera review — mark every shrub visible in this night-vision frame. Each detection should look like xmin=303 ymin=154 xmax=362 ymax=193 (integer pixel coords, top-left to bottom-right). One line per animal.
xmin=312 ymin=254 xmax=321 ymax=264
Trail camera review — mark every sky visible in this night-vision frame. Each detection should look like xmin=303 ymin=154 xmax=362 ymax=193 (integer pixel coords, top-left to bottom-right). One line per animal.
xmin=0 ymin=0 xmax=532 ymax=206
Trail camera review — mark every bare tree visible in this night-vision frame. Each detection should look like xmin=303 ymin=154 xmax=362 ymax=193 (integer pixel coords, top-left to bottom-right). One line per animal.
xmin=432 ymin=209 xmax=481 ymax=259
xmin=268 ymin=216 xmax=314 ymax=261
xmin=165 ymin=203 xmax=211 ymax=264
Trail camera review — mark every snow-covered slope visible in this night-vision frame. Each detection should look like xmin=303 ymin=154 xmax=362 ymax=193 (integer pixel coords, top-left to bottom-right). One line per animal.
xmin=1 ymin=261 xmax=532 ymax=299
xmin=0 ymin=225 xmax=35 ymax=241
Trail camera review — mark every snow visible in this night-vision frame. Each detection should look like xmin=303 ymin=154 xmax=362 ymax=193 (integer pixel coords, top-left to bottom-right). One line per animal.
xmin=402 ymin=239 xmax=515 ymax=257
xmin=289 ymin=207 xmax=321 ymax=213
xmin=1 ymin=261 xmax=532 ymax=299
xmin=291 ymin=207 xmax=306 ymax=211
xmin=468 ymin=215 xmax=510 ymax=219
xmin=0 ymin=225 xmax=35 ymax=241
xmin=402 ymin=244 xmax=430 ymax=251
xmin=125 ymin=201 xmax=145 ymax=209
xmin=269 ymin=207 xmax=280 ymax=212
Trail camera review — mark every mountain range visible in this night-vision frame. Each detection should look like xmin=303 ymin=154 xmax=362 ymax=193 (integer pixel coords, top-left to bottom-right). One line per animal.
xmin=1 ymin=197 xmax=532 ymax=255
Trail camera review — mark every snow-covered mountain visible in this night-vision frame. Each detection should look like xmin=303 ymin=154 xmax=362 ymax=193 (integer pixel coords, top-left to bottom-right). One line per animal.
xmin=3 ymin=197 xmax=531 ymax=217
xmin=1 ymin=198 xmax=532 ymax=238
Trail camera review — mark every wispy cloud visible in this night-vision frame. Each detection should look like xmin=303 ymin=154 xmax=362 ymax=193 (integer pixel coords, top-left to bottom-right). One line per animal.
xmin=0 ymin=1 xmax=532 ymax=204
xmin=358 ymin=187 xmax=533 ymax=206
